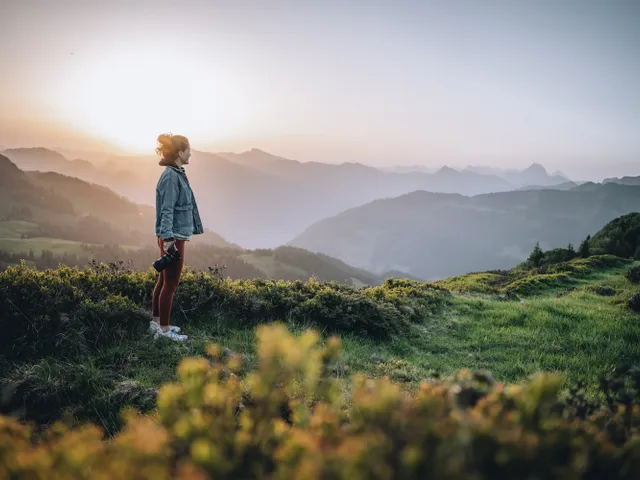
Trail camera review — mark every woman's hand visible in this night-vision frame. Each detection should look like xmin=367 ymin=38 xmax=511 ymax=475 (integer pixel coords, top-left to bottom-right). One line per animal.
xmin=163 ymin=239 xmax=176 ymax=253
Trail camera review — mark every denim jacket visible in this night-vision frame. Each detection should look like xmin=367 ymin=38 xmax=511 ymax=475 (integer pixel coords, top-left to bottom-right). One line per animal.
xmin=155 ymin=166 xmax=204 ymax=240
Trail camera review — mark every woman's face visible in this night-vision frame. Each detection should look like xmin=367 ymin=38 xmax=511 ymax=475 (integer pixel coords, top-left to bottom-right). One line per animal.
xmin=179 ymin=146 xmax=191 ymax=165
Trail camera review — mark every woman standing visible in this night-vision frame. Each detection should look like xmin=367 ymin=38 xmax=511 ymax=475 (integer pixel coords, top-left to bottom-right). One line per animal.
xmin=151 ymin=133 xmax=204 ymax=341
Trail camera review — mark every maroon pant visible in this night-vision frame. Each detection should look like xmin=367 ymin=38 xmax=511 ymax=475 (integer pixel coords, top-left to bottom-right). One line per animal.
xmin=151 ymin=237 xmax=186 ymax=327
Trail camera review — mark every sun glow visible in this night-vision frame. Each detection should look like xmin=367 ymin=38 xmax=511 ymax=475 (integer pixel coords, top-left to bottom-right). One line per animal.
xmin=53 ymin=46 xmax=243 ymax=153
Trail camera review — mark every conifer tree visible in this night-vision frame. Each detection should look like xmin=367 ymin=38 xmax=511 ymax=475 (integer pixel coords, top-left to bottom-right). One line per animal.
xmin=528 ymin=242 xmax=544 ymax=267
xmin=579 ymin=235 xmax=591 ymax=258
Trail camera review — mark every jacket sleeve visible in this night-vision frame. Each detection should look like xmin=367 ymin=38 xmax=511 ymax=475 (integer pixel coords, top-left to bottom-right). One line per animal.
xmin=158 ymin=173 xmax=179 ymax=240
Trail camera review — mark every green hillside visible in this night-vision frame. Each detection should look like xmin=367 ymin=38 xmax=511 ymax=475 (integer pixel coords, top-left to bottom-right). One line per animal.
xmin=2 ymin=252 xmax=638 ymax=432
xmin=1 ymin=217 xmax=639 ymax=477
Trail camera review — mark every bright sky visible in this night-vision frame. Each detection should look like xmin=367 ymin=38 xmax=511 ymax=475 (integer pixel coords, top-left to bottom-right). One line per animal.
xmin=0 ymin=0 xmax=639 ymax=168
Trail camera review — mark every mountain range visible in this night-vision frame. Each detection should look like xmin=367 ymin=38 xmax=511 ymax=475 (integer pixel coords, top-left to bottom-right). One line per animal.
xmin=3 ymin=145 xmax=639 ymax=282
xmin=289 ymin=183 xmax=640 ymax=280
xmin=2 ymin=147 xmax=574 ymax=248
xmin=0 ymin=153 xmax=392 ymax=285
xmin=603 ymin=175 xmax=640 ymax=186
xmin=0 ymin=153 xmax=232 ymax=249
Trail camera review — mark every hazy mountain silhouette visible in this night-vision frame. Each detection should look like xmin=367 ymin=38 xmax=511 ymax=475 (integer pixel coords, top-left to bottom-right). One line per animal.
xmin=0 ymin=154 xmax=395 ymax=283
xmin=212 ymin=149 xmax=517 ymax=246
xmin=516 ymin=181 xmax=579 ymax=191
xmin=290 ymin=183 xmax=640 ymax=280
xmin=3 ymin=147 xmax=73 ymax=172
xmin=2 ymin=147 xmax=146 ymax=204
xmin=3 ymin=147 xmax=578 ymax=249
xmin=0 ymin=154 xmax=233 ymax=248
xmin=603 ymin=175 xmax=640 ymax=186
xmin=0 ymin=153 xmax=32 ymax=188
xmin=465 ymin=163 xmax=568 ymax=187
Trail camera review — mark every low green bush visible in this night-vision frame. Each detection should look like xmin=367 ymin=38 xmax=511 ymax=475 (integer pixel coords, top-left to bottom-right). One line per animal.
xmin=626 ymin=266 xmax=640 ymax=284
xmin=628 ymin=293 xmax=640 ymax=313
xmin=0 ymin=263 xmax=448 ymax=364
xmin=505 ymin=272 xmax=570 ymax=296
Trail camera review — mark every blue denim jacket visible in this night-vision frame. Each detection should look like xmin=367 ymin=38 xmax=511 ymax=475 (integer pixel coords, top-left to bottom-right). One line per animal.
xmin=155 ymin=166 xmax=204 ymax=240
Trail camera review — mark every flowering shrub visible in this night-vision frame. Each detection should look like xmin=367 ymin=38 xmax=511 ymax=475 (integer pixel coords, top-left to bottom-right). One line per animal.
xmin=1 ymin=323 xmax=639 ymax=479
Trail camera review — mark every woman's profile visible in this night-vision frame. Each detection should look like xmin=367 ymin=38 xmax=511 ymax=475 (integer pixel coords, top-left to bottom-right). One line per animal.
xmin=151 ymin=133 xmax=204 ymax=341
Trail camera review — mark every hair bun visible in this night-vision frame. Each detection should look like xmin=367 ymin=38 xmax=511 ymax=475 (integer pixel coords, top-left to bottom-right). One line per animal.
xmin=157 ymin=133 xmax=172 ymax=146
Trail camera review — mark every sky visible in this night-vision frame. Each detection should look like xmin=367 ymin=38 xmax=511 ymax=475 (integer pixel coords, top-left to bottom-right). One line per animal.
xmin=0 ymin=0 xmax=639 ymax=171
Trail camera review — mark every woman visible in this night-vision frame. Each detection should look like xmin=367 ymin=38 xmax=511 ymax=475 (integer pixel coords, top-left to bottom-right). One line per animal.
xmin=150 ymin=133 xmax=204 ymax=341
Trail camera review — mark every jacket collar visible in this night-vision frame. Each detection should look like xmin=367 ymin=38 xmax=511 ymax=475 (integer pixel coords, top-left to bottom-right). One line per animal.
xmin=167 ymin=165 xmax=186 ymax=175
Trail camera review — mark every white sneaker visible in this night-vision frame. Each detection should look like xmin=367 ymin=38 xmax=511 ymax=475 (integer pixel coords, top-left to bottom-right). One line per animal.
xmin=157 ymin=329 xmax=188 ymax=342
xmin=149 ymin=321 xmax=161 ymax=337
xmin=149 ymin=321 xmax=181 ymax=335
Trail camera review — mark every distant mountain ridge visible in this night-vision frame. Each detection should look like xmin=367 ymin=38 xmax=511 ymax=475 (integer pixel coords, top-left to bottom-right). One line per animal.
xmin=289 ymin=182 xmax=640 ymax=280
xmin=0 ymin=153 xmax=234 ymax=248
xmin=603 ymin=175 xmax=640 ymax=186
xmin=3 ymin=146 xmax=575 ymax=249
xmin=0 ymin=154 xmax=395 ymax=285
xmin=465 ymin=162 xmax=568 ymax=187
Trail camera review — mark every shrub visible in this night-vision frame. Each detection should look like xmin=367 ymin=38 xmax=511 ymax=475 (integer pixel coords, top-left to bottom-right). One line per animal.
xmin=290 ymin=288 xmax=407 ymax=338
xmin=0 ymin=323 xmax=639 ymax=479
xmin=628 ymin=293 xmax=640 ymax=312
xmin=626 ymin=266 xmax=640 ymax=284
xmin=434 ymin=273 xmax=503 ymax=294
xmin=505 ymin=272 xmax=570 ymax=296
xmin=583 ymin=284 xmax=618 ymax=297
xmin=0 ymin=264 xmax=448 ymax=361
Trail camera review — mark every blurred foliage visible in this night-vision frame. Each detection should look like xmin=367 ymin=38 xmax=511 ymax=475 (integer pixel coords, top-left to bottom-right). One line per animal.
xmin=1 ymin=323 xmax=639 ymax=479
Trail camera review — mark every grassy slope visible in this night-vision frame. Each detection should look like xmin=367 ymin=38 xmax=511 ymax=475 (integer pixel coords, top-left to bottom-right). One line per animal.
xmin=117 ymin=259 xmax=639 ymax=395
xmin=2 ymin=257 xmax=638 ymax=435
xmin=330 ymin=260 xmax=639 ymax=391
xmin=0 ymin=220 xmax=140 ymax=256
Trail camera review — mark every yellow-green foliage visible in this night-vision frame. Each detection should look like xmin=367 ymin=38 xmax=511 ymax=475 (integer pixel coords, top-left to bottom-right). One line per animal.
xmin=436 ymin=255 xmax=630 ymax=296
xmin=1 ymin=323 xmax=639 ymax=479
xmin=435 ymin=273 xmax=504 ymax=294
xmin=504 ymin=272 xmax=570 ymax=296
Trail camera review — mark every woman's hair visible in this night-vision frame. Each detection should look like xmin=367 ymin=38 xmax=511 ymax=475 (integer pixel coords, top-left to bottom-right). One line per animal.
xmin=156 ymin=133 xmax=190 ymax=165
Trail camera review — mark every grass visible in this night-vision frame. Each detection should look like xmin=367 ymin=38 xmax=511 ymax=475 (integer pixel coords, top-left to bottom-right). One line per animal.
xmin=0 ymin=219 xmax=91 ymax=255
xmin=1 ymin=257 xmax=639 ymax=434
xmin=209 ymin=260 xmax=638 ymax=391
xmin=0 ymin=220 xmax=42 ymax=239
xmin=0 ymin=220 xmax=141 ymax=257
xmin=86 ymin=261 xmax=640 ymax=391
xmin=0 ymin=237 xmax=91 ymax=255
xmin=352 ymin=263 xmax=639 ymax=390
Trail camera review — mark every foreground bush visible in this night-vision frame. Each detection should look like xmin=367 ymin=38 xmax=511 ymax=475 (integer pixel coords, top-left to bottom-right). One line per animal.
xmin=1 ymin=324 xmax=639 ymax=479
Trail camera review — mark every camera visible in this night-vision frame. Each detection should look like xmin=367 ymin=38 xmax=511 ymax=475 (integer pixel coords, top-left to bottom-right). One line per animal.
xmin=153 ymin=245 xmax=181 ymax=272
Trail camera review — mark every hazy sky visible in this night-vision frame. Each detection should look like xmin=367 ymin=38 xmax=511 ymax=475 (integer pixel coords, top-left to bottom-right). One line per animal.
xmin=0 ymin=0 xmax=639 ymax=169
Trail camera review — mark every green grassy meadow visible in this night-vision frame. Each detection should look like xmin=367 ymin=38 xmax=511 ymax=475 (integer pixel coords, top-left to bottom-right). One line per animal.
xmin=1 ymin=255 xmax=639 ymax=437
xmin=156 ymin=260 xmax=638 ymax=392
